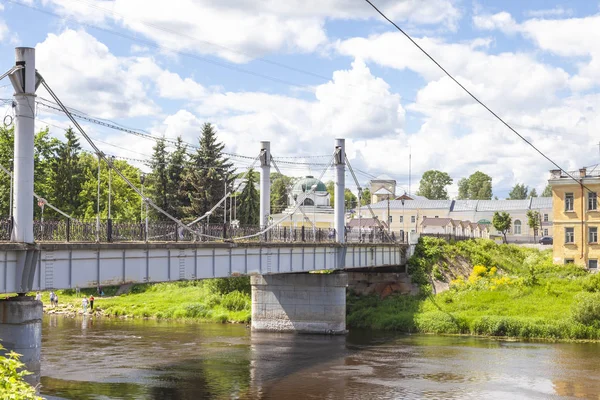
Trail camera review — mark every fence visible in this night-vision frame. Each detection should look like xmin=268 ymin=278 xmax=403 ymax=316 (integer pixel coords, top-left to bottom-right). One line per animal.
xmin=0 ymin=219 xmax=405 ymax=244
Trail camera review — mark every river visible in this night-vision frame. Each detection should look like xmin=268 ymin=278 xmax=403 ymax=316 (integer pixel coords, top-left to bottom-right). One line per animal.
xmin=39 ymin=315 xmax=600 ymax=399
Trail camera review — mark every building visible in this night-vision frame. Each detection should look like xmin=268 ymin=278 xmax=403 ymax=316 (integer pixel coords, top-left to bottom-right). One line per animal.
xmin=270 ymin=176 xmax=334 ymax=228
xmin=360 ymin=197 xmax=552 ymax=241
xmin=370 ymin=175 xmax=396 ymax=203
xmin=549 ymin=167 xmax=600 ymax=268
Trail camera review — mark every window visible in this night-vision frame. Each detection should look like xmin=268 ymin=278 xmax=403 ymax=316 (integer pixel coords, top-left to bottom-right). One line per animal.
xmin=543 ymin=214 xmax=548 ymax=222
xmin=565 ymin=193 xmax=574 ymax=211
xmin=565 ymin=227 xmax=574 ymax=243
xmin=565 ymin=259 xmax=574 ymax=264
xmin=543 ymin=229 xmax=548 ymax=236
xmin=589 ymin=259 xmax=598 ymax=269
xmin=590 ymin=227 xmax=598 ymax=243
xmin=435 ymin=216 xmax=439 ymax=218
xmin=411 ymin=216 xmax=416 ymax=223
xmin=399 ymin=216 xmax=403 ymax=223
xmin=388 ymin=215 xmax=393 ymax=223
xmin=514 ymin=220 xmax=522 ymax=235
xmin=589 ymin=192 xmax=598 ymax=211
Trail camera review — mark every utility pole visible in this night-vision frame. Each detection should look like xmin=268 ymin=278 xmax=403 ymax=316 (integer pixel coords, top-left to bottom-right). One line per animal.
xmin=108 ymin=155 xmax=114 ymax=220
xmin=387 ymin=195 xmax=391 ymax=234
xmin=96 ymin=153 xmax=101 ymax=242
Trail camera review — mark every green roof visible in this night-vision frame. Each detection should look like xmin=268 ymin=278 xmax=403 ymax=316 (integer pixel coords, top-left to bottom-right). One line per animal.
xmin=292 ymin=176 xmax=327 ymax=194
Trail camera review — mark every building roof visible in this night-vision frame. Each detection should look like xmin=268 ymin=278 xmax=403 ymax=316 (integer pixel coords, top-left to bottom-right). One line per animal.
xmin=421 ymin=217 xmax=452 ymax=227
xmin=530 ymin=197 xmax=552 ymax=209
xmin=291 ymin=176 xmax=327 ymax=194
xmin=451 ymin=200 xmax=479 ymax=211
xmin=365 ymin=199 xmax=453 ymax=210
xmin=347 ymin=218 xmax=388 ymax=228
xmin=397 ymin=193 xmax=429 ymax=201
xmin=373 ymin=174 xmax=395 ymax=181
xmin=373 ymin=187 xmax=393 ymax=195
xmin=476 ymin=199 xmax=531 ymax=211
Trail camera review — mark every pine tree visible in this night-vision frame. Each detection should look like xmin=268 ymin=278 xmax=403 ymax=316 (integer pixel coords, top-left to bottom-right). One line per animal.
xmin=167 ymin=137 xmax=189 ymax=219
xmin=148 ymin=138 xmax=169 ymax=219
xmin=237 ymin=168 xmax=259 ymax=225
xmin=48 ymin=128 xmax=84 ymax=216
xmin=181 ymin=123 xmax=233 ymax=221
xmin=542 ymin=185 xmax=552 ymax=197
xmin=270 ymin=173 xmax=292 ymax=214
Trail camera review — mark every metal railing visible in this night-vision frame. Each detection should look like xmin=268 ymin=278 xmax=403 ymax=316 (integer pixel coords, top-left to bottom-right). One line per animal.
xmin=0 ymin=218 xmax=406 ymax=244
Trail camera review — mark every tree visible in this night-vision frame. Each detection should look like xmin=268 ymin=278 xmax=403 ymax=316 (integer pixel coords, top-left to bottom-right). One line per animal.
xmin=48 ymin=128 xmax=84 ymax=217
xmin=166 ymin=137 xmax=189 ymax=219
xmin=270 ymin=173 xmax=292 ymax=214
xmin=0 ymin=126 xmax=14 ymax=216
xmin=493 ymin=211 xmax=512 ymax=244
xmin=416 ymin=170 xmax=452 ymax=200
xmin=33 ymin=127 xmax=60 ymax=219
xmin=0 ymin=343 xmax=42 ymax=399
xmin=360 ymin=188 xmax=371 ymax=206
xmin=148 ymin=137 xmax=169 ymax=219
xmin=181 ymin=123 xmax=233 ymax=221
xmin=529 ymin=188 xmax=538 ymax=198
xmin=237 ymin=168 xmax=259 ymax=225
xmin=458 ymin=171 xmax=493 ymax=200
xmin=542 ymin=185 xmax=552 ymax=197
xmin=345 ymin=188 xmax=357 ymax=209
xmin=526 ymin=210 xmax=541 ymax=240
xmin=326 ymin=180 xmax=334 ymax=204
xmin=508 ymin=183 xmax=528 ymax=200
xmin=76 ymin=154 xmax=142 ymax=221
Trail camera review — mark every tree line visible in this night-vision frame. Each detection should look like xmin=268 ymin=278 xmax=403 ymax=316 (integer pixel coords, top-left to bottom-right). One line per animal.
xmin=0 ymin=123 xmax=371 ymax=225
xmin=416 ymin=169 xmax=552 ymax=200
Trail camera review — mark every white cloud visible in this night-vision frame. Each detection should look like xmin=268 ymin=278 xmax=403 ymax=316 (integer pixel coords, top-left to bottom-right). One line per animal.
xmin=473 ymin=12 xmax=519 ymax=33
xmin=524 ymin=7 xmax=572 ymax=18
xmin=40 ymin=0 xmax=461 ymax=63
xmin=35 ymin=29 xmax=160 ymax=118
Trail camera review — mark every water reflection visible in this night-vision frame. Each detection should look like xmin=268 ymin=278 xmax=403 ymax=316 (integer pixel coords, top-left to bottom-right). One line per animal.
xmin=40 ymin=317 xmax=600 ymax=399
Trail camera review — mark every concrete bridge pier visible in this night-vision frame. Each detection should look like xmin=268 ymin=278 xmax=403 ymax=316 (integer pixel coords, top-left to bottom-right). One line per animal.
xmin=0 ymin=297 xmax=42 ymax=384
xmin=251 ymin=273 xmax=348 ymax=334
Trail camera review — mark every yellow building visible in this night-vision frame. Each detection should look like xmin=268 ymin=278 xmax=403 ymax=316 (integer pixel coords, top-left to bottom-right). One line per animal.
xmin=549 ymin=168 xmax=600 ymax=268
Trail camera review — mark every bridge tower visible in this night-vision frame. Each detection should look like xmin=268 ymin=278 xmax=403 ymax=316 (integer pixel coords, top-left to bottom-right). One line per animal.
xmin=0 ymin=47 xmax=42 ymax=386
xmin=334 ymin=138 xmax=345 ymax=243
xmin=259 ymin=141 xmax=270 ymax=230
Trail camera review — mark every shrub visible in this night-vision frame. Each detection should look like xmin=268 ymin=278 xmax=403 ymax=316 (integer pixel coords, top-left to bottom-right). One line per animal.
xmin=0 ymin=343 xmax=42 ymax=399
xmin=204 ymin=293 xmax=221 ymax=308
xmin=571 ymin=293 xmax=600 ymax=326
xmin=221 ymin=291 xmax=250 ymax=312
xmin=432 ymin=265 xmax=445 ymax=282
xmin=185 ymin=304 xmax=208 ymax=318
xmin=205 ymin=277 xmax=251 ymax=295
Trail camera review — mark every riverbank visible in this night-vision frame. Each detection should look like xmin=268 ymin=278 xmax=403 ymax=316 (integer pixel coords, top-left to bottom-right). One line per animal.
xmin=348 ymin=237 xmax=600 ymax=341
xmin=38 ymin=277 xmax=251 ymax=323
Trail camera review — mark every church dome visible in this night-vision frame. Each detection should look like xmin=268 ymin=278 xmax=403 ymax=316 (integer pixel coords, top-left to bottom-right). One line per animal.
xmin=291 ymin=176 xmax=327 ymax=195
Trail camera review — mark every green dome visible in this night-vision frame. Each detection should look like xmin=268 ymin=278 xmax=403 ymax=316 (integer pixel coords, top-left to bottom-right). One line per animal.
xmin=292 ymin=176 xmax=327 ymax=194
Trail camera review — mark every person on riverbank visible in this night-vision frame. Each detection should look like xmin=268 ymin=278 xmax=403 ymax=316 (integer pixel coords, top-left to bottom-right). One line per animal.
xmin=50 ymin=292 xmax=55 ymax=307
xmin=35 ymin=291 xmax=41 ymax=301
xmin=54 ymin=293 xmax=58 ymax=307
xmin=89 ymin=295 xmax=95 ymax=311
xmin=82 ymin=296 xmax=88 ymax=314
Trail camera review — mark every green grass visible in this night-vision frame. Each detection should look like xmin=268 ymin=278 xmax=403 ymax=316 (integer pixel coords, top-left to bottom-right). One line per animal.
xmin=39 ymin=278 xmax=251 ymax=324
xmin=348 ymin=237 xmax=600 ymax=340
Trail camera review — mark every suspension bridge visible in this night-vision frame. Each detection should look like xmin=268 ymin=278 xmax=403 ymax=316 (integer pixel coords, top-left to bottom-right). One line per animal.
xmin=0 ymin=47 xmax=410 ymax=380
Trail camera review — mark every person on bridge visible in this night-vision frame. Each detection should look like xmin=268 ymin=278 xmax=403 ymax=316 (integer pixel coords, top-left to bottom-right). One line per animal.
xmin=89 ymin=295 xmax=95 ymax=311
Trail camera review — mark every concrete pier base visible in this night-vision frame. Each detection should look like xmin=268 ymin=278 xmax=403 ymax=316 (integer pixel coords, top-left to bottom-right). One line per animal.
xmin=251 ymin=273 xmax=347 ymax=334
xmin=0 ymin=297 xmax=42 ymax=386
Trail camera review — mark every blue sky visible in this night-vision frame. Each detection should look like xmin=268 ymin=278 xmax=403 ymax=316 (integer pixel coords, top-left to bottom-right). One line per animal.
xmin=0 ymin=0 xmax=599 ymax=198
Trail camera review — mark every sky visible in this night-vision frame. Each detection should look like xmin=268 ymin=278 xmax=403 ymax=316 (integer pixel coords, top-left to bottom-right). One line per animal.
xmin=0 ymin=0 xmax=598 ymax=199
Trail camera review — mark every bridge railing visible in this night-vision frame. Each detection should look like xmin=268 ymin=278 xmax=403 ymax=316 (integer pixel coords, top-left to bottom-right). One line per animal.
xmin=1 ymin=218 xmax=408 ymax=244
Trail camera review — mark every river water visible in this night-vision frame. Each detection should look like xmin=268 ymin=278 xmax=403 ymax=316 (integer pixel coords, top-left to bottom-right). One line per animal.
xmin=39 ymin=315 xmax=600 ymax=399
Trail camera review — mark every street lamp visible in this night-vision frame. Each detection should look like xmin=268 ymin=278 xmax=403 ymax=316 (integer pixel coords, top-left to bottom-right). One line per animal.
xmin=140 ymin=173 xmax=145 ymax=223
xmin=108 ymin=155 xmax=114 ymax=220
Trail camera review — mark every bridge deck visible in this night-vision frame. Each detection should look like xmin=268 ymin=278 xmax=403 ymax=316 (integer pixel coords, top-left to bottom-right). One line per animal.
xmin=0 ymin=242 xmax=407 ymax=293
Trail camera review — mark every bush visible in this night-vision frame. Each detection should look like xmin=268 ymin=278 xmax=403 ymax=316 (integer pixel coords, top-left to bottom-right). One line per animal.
xmin=185 ymin=304 xmax=208 ymax=318
xmin=0 ymin=343 xmax=42 ymax=399
xmin=221 ymin=291 xmax=250 ymax=312
xmin=205 ymin=277 xmax=251 ymax=295
xmin=571 ymin=293 xmax=600 ymax=326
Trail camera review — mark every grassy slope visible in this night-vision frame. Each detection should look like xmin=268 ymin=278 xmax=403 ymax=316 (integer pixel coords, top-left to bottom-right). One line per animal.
xmin=348 ymin=237 xmax=600 ymax=340
xmin=42 ymin=279 xmax=251 ymax=323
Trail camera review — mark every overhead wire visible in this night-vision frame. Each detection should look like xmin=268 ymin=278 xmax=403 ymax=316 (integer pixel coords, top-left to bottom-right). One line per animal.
xmin=363 ymin=0 xmax=591 ymax=191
